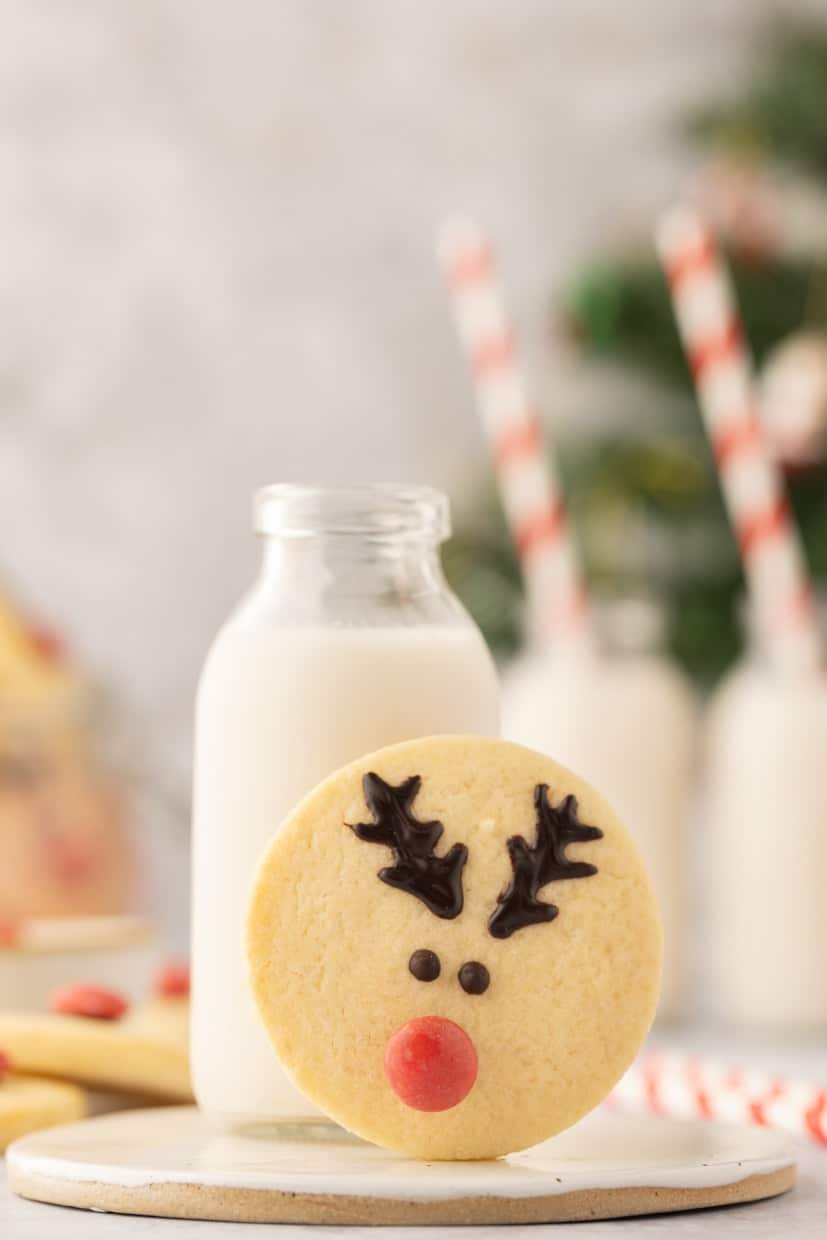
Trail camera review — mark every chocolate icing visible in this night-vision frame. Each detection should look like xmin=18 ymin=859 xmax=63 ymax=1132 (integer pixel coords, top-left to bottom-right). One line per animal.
xmin=458 ymin=961 xmax=490 ymax=995
xmin=409 ymin=949 xmax=441 ymax=982
xmin=488 ymin=785 xmax=603 ymax=940
xmin=349 ymin=773 xmax=467 ymax=919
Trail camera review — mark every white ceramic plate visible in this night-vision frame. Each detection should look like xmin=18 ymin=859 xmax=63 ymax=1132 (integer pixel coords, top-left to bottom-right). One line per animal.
xmin=7 ymin=1104 xmax=796 ymax=1225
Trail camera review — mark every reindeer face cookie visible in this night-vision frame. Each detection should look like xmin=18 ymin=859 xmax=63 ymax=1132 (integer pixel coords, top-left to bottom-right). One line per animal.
xmin=247 ymin=736 xmax=661 ymax=1160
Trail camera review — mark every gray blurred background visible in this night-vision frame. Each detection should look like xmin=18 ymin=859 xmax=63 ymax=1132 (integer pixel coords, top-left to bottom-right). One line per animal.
xmin=1 ymin=1 xmax=822 ymax=931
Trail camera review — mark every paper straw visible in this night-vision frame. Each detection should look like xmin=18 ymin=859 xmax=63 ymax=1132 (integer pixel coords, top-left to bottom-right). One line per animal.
xmin=609 ymin=1050 xmax=826 ymax=1147
xmin=437 ymin=218 xmax=590 ymax=651
xmin=655 ymin=206 xmax=822 ymax=679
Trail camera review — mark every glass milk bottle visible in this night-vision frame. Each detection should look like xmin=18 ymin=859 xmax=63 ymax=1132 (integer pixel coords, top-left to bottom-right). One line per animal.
xmin=704 ymin=624 xmax=827 ymax=1031
xmin=191 ymin=484 xmax=499 ymax=1126
xmin=502 ymin=600 xmax=697 ymax=1022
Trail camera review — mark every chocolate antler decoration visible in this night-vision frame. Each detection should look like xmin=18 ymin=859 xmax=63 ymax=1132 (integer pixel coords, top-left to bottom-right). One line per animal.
xmin=488 ymin=785 xmax=603 ymax=939
xmin=348 ymin=772 xmax=467 ymax=919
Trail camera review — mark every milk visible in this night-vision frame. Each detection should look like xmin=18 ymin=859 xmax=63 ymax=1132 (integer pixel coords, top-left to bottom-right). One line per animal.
xmin=191 ymin=616 xmax=499 ymax=1125
xmin=503 ymin=645 xmax=697 ymax=1020
xmin=704 ymin=661 xmax=827 ymax=1031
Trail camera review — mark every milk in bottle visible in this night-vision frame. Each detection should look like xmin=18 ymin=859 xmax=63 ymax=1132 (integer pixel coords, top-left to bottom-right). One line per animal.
xmin=191 ymin=485 xmax=499 ymax=1125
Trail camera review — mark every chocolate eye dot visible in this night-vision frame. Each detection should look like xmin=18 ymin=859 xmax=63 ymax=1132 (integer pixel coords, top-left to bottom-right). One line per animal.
xmin=409 ymin=949 xmax=440 ymax=982
xmin=458 ymin=961 xmax=490 ymax=995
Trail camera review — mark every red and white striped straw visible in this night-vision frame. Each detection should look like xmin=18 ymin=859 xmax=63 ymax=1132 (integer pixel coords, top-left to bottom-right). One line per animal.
xmin=609 ymin=1049 xmax=826 ymax=1147
xmin=437 ymin=218 xmax=590 ymax=651
xmin=655 ymin=206 xmax=822 ymax=679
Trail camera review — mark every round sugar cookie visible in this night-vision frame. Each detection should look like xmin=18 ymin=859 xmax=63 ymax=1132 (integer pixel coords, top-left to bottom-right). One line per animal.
xmin=0 ymin=1073 xmax=86 ymax=1151
xmin=248 ymin=736 xmax=662 ymax=1160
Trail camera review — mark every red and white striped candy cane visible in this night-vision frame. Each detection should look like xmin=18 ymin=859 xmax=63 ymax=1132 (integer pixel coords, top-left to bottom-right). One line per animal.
xmin=655 ymin=206 xmax=822 ymax=679
xmin=610 ymin=1050 xmax=827 ymax=1147
xmin=437 ymin=218 xmax=590 ymax=650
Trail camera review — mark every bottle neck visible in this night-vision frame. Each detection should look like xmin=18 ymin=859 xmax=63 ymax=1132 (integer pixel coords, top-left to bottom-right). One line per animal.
xmin=740 ymin=595 xmax=826 ymax=679
xmin=250 ymin=485 xmax=463 ymax=627
xmin=593 ymin=596 xmax=667 ymax=658
xmin=258 ymin=533 xmax=451 ymax=614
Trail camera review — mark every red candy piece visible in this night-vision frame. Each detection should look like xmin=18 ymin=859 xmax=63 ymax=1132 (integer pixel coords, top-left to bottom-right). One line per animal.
xmin=384 ymin=1015 xmax=478 ymax=1112
xmin=42 ymin=833 xmax=97 ymax=887
xmin=154 ymin=960 xmax=190 ymax=998
xmin=0 ymin=919 xmax=21 ymax=948
xmin=0 ymin=1049 xmax=10 ymax=1079
xmin=50 ymin=984 xmax=129 ymax=1021
xmin=28 ymin=623 xmax=66 ymax=664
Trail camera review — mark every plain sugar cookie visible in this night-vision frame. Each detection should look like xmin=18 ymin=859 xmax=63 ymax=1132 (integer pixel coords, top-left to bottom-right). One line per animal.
xmin=0 ymin=1009 xmax=192 ymax=1102
xmin=247 ymin=735 xmax=662 ymax=1160
xmin=0 ymin=1073 xmax=86 ymax=1151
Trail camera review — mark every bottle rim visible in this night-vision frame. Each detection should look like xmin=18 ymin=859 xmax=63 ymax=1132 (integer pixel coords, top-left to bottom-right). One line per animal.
xmin=254 ymin=483 xmax=451 ymax=542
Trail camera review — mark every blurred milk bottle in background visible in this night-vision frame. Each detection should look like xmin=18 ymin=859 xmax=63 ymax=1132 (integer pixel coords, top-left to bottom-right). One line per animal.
xmin=502 ymin=597 xmax=698 ymax=1022
xmin=704 ymin=604 xmax=827 ymax=1032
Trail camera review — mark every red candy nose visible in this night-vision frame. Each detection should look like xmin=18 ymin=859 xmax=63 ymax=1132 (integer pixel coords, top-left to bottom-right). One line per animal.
xmin=384 ymin=1015 xmax=478 ymax=1112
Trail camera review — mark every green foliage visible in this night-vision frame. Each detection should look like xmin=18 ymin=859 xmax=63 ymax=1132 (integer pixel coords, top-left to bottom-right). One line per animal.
xmin=443 ymin=503 xmax=524 ymax=660
xmin=564 ymin=253 xmax=822 ymax=387
xmin=447 ymin=18 xmax=827 ymax=683
xmin=446 ymin=432 xmax=742 ymax=683
xmin=447 ymin=419 xmax=827 ymax=683
xmin=687 ymin=24 xmax=827 ymax=176
xmin=666 ymin=580 xmax=742 ymax=688
xmin=789 ymin=463 xmax=827 ymax=579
